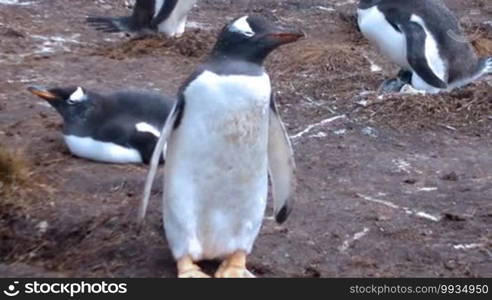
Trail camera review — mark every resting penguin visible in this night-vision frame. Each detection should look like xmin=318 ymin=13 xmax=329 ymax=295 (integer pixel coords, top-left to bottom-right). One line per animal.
xmin=28 ymin=86 xmax=174 ymax=164
xmin=87 ymin=0 xmax=197 ymax=38
xmin=357 ymin=0 xmax=492 ymax=93
xmin=139 ymin=16 xmax=302 ymax=278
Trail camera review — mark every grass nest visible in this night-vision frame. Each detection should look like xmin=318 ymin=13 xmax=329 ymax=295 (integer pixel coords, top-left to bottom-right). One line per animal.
xmin=357 ymin=81 xmax=492 ymax=132
xmin=268 ymin=39 xmax=381 ymax=113
xmin=92 ymin=29 xmax=216 ymax=60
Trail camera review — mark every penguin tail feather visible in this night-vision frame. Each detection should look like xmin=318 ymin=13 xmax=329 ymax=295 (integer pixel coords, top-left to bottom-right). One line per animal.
xmin=86 ymin=16 xmax=128 ymax=33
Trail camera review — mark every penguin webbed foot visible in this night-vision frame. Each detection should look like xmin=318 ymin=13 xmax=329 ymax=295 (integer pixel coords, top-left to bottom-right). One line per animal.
xmin=378 ymin=69 xmax=413 ymax=94
xmin=177 ymin=256 xmax=210 ymax=278
xmin=378 ymin=78 xmax=407 ymax=93
xmin=179 ymin=269 xmax=210 ymax=278
xmin=215 ymin=265 xmax=255 ymax=278
xmin=214 ymin=251 xmax=255 ymax=278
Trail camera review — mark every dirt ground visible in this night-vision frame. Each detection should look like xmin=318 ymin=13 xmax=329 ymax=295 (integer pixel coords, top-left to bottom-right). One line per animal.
xmin=0 ymin=0 xmax=491 ymax=278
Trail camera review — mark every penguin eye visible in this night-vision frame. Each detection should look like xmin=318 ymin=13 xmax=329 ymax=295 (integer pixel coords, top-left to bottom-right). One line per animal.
xmin=67 ymin=99 xmax=77 ymax=105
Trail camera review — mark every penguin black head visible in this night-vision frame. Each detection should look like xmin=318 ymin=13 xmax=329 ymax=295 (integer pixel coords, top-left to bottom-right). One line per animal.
xmin=212 ymin=16 xmax=304 ymax=64
xmin=28 ymin=86 xmax=93 ymax=122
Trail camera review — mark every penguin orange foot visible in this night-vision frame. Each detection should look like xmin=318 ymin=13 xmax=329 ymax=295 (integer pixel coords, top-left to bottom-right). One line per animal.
xmin=215 ymin=251 xmax=255 ymax=278
xmin=177 ymin=256 xmax=210 ymax=278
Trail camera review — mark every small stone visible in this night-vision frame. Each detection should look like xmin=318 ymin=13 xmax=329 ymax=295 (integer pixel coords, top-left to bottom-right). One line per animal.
xmin=441 ymin=172 xmax=459 ymax=181
xmin=444 ymin=212 xmax=467 ymax=221
xmin=36 ymin=220 xmax=49 ymax=234
xmin=361 ymin=126 xmax=378 ymax=138
xmin=444 ymin=260 xmax=457 ymax=270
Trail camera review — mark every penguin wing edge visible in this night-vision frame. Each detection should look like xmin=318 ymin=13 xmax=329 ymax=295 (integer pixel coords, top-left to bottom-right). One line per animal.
xmin=138 ymin=99 xmax=182 ymax=229
xmin=268 ymin=93 xmax=296 ymax=224
xmin=400 ymin=21 xmax=448 ymax=89
xmin=128 ymin=129 xmax=163 ymax=165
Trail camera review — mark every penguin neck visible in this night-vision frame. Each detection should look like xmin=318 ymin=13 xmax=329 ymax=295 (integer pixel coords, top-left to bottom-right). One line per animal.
xmin=206 ymin=53 xmax=266 ymax=76
xmin=210 ymin=44 xmax=271 ymax=66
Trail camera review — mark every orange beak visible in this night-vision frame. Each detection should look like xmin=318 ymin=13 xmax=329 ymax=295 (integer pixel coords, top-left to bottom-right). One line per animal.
xmin=27 ymin=86 xmax=58 ymax=101
xmin=267 ymin=32 xmax=305 ymax=45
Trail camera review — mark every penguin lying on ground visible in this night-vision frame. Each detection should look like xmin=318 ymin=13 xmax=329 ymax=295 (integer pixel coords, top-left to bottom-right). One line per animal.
xmin=28 ymin=86 xmax=174 ymax=164
xmin=87 ymin=0 xmax=197 ymax=38
xmin=139 ymin=16 xmax=303 ymax=278
xmin=357 ymin=0 xmax=492 ymax=93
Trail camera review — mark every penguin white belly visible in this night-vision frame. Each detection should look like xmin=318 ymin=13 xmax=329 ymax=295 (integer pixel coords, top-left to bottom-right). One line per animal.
xmin=153 ymin=0 xmax=164 ymax=19
xmin=358 ymin=6 xmax=409 ymax=69
xmin=163 ymin=70 xmax=271 ymax=260
xmin=156 ymin=0 xmax=197 ymax=37
xmin=64 ymin=135 xmax=142 ymax=164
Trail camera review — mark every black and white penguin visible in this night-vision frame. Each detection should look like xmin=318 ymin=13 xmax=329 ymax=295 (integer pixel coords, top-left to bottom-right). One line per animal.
xmin=87 ymin=0 xmax=197 ymax=37
xmin=357 ymin=0 xmax=492 ymax=93
xmin=28 ymin=86 xmax=174 ymax=164
xmin=139 ymin=16 xmax=302 ymax=278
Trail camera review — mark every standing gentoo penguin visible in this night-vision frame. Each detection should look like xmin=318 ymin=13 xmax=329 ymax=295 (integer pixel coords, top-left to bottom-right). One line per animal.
xmin=357 ymin=0 xmax=492 ymax=93
xmin=139 ymin=16 xmax=302 ymax=278
xmin=87 ymin=0 xmax=197 ymax=37
xmin=28 ymin=86 xmax=174 ymax=164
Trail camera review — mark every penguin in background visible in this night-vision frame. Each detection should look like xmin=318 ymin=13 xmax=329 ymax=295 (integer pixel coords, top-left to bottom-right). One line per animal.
xmin=28 ymin=86 xmax=174 ymax=164
xmin=87 ymin=0 xmax=197 ymax=38
xmin=357 ymin=0 xmax=492 ymax=93
xmin=139 ymin=16 xmax=303 ymax=278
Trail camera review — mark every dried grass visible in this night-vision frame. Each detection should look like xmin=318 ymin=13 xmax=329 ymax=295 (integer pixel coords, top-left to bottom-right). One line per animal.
xmin=92 ymin=29 xmax=216 ymax=60
xmin=0 ymin=147 xmax=29 ymax=194
xmin=358 ymin=82 xmax=492 ymax=131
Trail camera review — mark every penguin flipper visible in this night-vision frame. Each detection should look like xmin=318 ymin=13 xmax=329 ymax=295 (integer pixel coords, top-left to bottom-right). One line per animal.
xmin=138 ymin=99 xmax=181 ymax=228
xmin=128 ymin=130 xmax=163 ymax=165
xmin=399 ymin=21 xmax=448 ymax=89
xmin=94 ymin=118 xmax=160 ymax=164
xmin=268 ymin=93 xmax=296 ymax=224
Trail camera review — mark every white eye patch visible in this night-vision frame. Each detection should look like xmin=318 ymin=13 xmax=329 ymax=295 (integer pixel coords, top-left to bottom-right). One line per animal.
xmin=69 ymin=87 xmax=87 ymax=102
xmin=230 ymin=16 xmax=255 ymax=37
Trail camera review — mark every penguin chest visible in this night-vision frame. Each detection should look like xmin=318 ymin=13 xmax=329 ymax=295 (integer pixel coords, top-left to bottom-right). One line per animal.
xmin=183 ymin=70 xmax=272 ymax=149
xmin=358 ymin=6 xmax=409 ymax=68
xmin=179 ymin=70 xmax=272 ymax=180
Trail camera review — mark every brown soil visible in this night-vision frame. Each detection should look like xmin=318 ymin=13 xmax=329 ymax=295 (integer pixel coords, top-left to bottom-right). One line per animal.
xmin=0 ymin=0 xmax=491 ymax=277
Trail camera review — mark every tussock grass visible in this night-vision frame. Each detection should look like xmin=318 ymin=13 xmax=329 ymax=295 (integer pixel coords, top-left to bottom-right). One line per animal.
xmin=0 ymin=147 xmax=29 ymax=198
